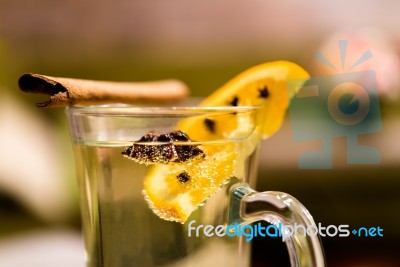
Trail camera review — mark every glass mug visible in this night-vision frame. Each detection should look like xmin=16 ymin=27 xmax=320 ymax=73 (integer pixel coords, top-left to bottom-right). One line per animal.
xmin=66 ymin=102 xmax=325 ymax=267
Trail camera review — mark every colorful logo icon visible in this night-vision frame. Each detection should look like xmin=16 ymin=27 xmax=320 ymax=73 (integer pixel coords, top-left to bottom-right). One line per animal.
xmin=289 ymin=40 xmax=382 ymax=169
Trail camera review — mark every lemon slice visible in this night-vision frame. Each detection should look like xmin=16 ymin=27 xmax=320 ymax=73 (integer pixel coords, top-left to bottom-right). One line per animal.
xmin=179 ymin=61 xmax=310 ymax=139
xmin=144 ymin=146 xmax=236 ymax=222
xmin=143 ymin=61 xmax=309 ymax=223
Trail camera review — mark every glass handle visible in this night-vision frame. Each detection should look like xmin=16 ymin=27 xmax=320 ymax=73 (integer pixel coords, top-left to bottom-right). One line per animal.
xmin=229 ymin=183 xmax=326 ymax=267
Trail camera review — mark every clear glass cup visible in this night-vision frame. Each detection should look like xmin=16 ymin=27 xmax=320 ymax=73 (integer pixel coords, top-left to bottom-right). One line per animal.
xmin=66 ymin=101 xmax=325 ymax=267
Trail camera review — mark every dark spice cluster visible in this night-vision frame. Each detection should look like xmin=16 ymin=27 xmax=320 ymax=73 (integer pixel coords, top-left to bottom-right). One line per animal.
xmin=122 ymin=130 xmax=205 ymax=164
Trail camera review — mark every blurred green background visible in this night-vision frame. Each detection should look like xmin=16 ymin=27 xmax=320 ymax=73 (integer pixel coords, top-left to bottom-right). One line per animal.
xmin=0 ymin=0 xmax=399 ymax=266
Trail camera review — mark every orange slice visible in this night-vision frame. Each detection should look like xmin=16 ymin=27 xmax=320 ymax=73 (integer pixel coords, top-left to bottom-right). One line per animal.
xmin=143 ymin=61 xmax=310 ymax=223
xmin=144 ymin=146 xmax=236 ymax=222
xmin=179 ymin=61 xmax=310 ymax=139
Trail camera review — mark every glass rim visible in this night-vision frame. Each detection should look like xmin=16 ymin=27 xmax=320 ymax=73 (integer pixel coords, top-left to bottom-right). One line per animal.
xmin=66 ymin=103 xmax=263 ymax=116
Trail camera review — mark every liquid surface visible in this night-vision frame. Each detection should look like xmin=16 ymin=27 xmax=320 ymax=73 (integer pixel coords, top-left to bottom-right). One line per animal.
xmin=73 ymin=141 xmax=250 ymax=267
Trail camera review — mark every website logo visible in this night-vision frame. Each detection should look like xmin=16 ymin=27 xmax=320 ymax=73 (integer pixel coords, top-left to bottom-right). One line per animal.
xmin=188 ymin=220 xmax=383 ymax=242
xmin=288 ymin=40 xmax=382 ymax=169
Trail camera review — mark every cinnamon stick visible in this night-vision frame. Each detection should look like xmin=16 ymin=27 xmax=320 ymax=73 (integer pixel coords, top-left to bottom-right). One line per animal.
xmin=18 ymin=74 xmax=189 ymax=107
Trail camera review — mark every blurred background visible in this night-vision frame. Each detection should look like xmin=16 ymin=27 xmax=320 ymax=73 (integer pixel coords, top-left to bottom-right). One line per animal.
xmin=0 ymin=0 xmax=399 ymax=266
